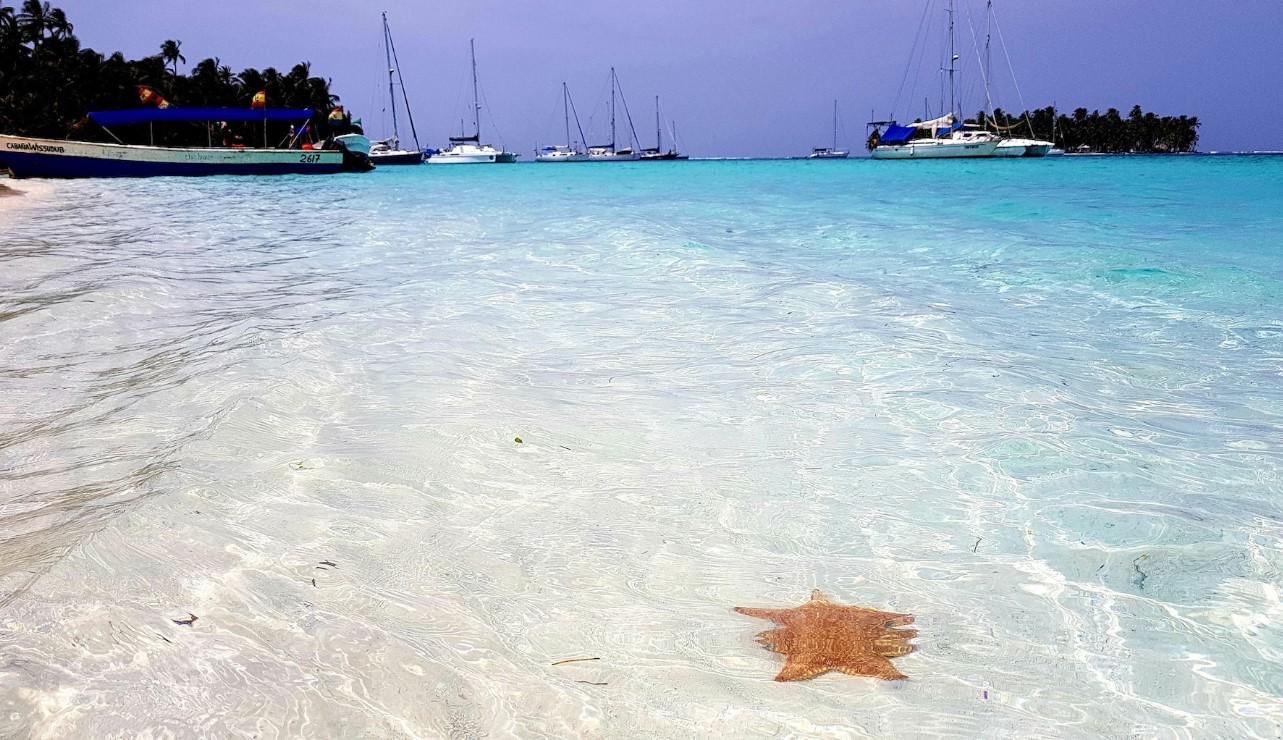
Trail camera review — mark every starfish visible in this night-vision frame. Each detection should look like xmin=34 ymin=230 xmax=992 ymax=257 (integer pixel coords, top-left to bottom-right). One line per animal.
xmin=735 ymin=589 xmax=916 ymax=681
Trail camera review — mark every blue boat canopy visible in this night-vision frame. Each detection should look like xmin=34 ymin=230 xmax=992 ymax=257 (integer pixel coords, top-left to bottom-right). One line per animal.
xmin=879 ymin=125 xmax=916 ymax=145
xmin=88 ymin=108 xmax=315 ymax=127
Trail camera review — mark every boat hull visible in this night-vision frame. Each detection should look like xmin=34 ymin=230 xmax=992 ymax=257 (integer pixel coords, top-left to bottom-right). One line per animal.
xmin=427 ymin=152 xmax=497 ymax=164
xmin=587 ymin=151 xmax=639 ymax=162
xmin=640 ymin=151 xmax=684 ymax=161
xmin=535 ymin=152 xmax=590 ymax=162
xmin=427 ymin=144 xmax=518 ymax=165
xmin=998 ymin=138 xmax=1053 ymax=158
xmin=871 ymin=140 xmax=1002 ymax=159
xmin=1 ymin=134 xmax=348 ymax=178
xmin=370 ymin=150 xmax=423 ymax=165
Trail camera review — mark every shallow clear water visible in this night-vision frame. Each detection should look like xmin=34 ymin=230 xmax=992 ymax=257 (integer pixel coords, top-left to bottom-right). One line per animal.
xmin=1 ymin=157 xmax=1282 ymax=739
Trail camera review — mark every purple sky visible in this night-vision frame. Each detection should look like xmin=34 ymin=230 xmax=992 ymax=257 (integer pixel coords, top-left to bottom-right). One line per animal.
xmin=53 ymin=0 xmax=1281 ymax=155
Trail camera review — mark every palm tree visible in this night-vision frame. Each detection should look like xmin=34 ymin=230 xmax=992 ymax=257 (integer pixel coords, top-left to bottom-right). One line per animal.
xmin=46 ymin=6 xmax=69 ymax=40
xmin=160 ymin=38 xmax=184 ymax=75
xmin=0 ymin=5 xmax=17 ymax=39
xmin=17 ymin=0 xmax=49 ymax=48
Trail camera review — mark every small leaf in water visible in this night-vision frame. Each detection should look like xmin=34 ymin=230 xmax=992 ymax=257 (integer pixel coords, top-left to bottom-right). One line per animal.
xmin=514 ymin=437 xmax=523 ymax=444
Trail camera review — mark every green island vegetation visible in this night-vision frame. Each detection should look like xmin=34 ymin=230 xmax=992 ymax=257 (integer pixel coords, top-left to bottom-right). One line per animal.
xmin=974 ymin=106 xmax=1200 ymax=153
xmin=0 ymin=1 xmax=341 ymax=146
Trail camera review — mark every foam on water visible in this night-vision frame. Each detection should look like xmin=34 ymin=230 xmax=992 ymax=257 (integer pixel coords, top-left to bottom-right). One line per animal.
xmin=1 ymin=157 xmax=1282 ymax=738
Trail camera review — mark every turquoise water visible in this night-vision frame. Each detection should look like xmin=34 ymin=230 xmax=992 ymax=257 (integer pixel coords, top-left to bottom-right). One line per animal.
xmin=1 ymin=157 xmax=1282 ymax=738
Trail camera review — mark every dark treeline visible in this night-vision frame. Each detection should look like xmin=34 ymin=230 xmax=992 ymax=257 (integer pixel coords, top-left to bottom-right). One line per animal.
xmin=977 ymin=106 xmax=1200 ymax=153
xmin=0 ymin=1 xmax=341 ymax=145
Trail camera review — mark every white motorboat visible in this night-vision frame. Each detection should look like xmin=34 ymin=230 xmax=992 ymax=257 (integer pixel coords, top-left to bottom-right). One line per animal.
xmin=427 ymin=39 xmax=518 ymax=165
xmin=536 ymin=82 xmax=590 ymax=162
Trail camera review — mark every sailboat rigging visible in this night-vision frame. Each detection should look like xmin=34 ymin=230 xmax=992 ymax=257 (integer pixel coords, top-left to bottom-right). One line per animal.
xmin=536 ymin=83 xmax=590 ymax=162
xmin=808 ymin=99 xmax=850 ymax=159
xmin=369 ymin=12 xmax=423 ymax=165
xmin=427 ymin=39 xmax=519 ymax=164
xmin=641 ymin=95 xmax=687 ymax=160
xmin=588 ymin=68 xmax=642 ymax=161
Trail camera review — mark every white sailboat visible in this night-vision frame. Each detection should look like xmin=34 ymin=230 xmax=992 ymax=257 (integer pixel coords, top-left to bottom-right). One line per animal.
xmin=427 ymin=39 xmax=518 ymax=165
xmin=869 ymin=1 xmax=1004 ymax=159
xmin=369 ymin=12 xmax=423 ymax=166
xmin=536 ymin=82 xmax=590 ymax=162
xmin=808 ymin=100 xmax=850 ymax=159
xmin=587 ymin=68 xmax=641 ymax=161
xmin=982 ymin=1 xmax=1053 ymax=157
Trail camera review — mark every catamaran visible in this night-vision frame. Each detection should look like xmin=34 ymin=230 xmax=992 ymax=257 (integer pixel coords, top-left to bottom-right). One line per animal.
xmin=427 ymin=39 xmax=518 ymax=165
xmin=536 ymin=82 xmax=590 ymax=162
xmin=369 ymin=12 xmax=423 ymax=165
xmin=1 ymin=107 xmax=372 ymax=178
xmin=587 ymin=68 xmax=641 ymax=161
xmin=640 ymin=95 xmax=687 ymax=160
xmin=808 ymin=99 xmax=850 ymax=159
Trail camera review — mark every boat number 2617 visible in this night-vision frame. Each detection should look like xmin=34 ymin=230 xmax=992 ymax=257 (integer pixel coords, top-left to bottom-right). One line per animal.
xmin=299 ymin=153 xmax=323 ymax=164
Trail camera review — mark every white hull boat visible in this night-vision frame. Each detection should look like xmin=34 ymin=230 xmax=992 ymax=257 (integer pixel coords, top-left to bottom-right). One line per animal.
xmin=871 ymin=138 xmax=1001 ymax=159
xmin=535 ymin=146 xmax=589 ymax=162
xmin=587 ymin=147 xmax=638 ymax=161
xmin=535 ymin=83 xmax=591 ymax=163
xmin=429 ymin=39 xmax=518 ymax=165
xmin=998 ymin=138 xmax=1053 ymax=157
xmin=428 ymin=142 xmax=517 ymax=164
xmin=808 ymin=100 xmax=849 ymax=159
xmin=584 ymin=68 xmax=643 ymax=162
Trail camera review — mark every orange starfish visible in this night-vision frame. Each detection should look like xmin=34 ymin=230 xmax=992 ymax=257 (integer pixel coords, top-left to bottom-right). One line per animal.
xmin=735 ymin=589 xmax=916 ymax=681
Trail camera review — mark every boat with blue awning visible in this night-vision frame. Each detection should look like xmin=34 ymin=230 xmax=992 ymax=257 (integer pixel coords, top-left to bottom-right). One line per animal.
xmin=1 ymin=107 xmax=372 ymax=178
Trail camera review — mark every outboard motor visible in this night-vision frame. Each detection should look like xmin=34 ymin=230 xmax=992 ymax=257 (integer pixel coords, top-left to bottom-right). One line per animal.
xmin=327 ymin=134 xmax=374 ymax=172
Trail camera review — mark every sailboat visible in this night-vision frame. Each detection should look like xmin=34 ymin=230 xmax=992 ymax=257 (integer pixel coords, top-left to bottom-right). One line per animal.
xmin=1047 ymin=105 xmax=1065 ymax=156
xmin=808 ymin=99 xmax=850 ymax=159
xmin=427 ymin=39 xmax=519 ymax=165
xmin=369 ymin=12 xmax=423 ymax=165
xmin=587 ymin=68 xmax=641 ymax=161
xmin=868 ymin=0 xmax=1004 ymax=159
xmin=640 ymin=95 xmax=686 ymax=160
xmin=536 ymin=83 xmax=590 ymax=162
xmin=980 ymin=1 xmax=1053 ymax=157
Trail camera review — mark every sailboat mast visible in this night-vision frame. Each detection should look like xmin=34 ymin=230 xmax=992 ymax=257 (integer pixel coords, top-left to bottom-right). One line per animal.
xmin=655 ymin=95 xmax=662 ymax=151
xmin=470 ymin=38 xmax=480 ymax=139
xmin=567 ymin=86 xmax=588 ymax=152
xmin=984 ymin=0 xmax=994 ymax=124
xmin=832 ymin=99 xmax=838 ymax=150
xmin=383 ymin=12 xmax=400 ymax=142
xmin=385 ymin=13 xmax=420 ymax=150
xmin=563 ymin=82 xmax=571 ymax=149
xmin=610 ymin=67 xmax=617 ymax=150
xmin=947 ymin=0 xmax=957 ymax=119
